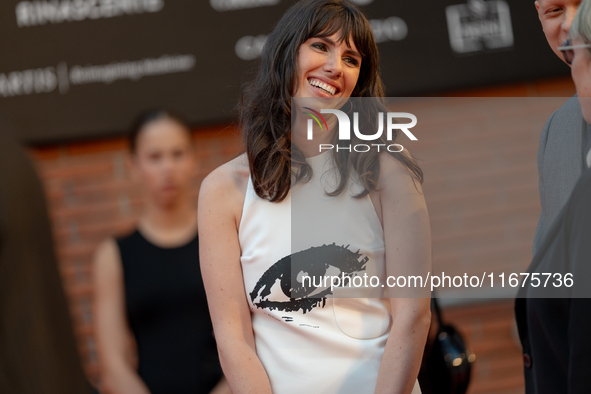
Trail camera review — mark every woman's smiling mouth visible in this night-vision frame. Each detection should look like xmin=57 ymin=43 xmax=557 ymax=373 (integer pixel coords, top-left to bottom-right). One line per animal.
xmin=308 ymin=77 xmax=339 ymax=96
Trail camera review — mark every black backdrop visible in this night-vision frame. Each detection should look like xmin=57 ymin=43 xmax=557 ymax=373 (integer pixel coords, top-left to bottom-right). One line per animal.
xmin=0 ymin=0 xmax=570 ymax=144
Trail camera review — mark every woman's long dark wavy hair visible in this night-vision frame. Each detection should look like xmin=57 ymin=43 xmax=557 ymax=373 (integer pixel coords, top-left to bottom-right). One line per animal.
xmin=238 ymin=0 xmax=423 ymax=202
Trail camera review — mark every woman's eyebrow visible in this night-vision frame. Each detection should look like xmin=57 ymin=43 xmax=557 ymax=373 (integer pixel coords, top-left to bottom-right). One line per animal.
xmin=318 ymin=37 xmax=362 ymax=58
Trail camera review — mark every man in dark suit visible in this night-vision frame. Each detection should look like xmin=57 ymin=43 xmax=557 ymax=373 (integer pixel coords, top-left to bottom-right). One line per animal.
xmin=515 ymin=1 xmax=591 ymax=393
xmin=532 ymin=1 xmax=589 ymax=251
xmin=0 ymin=125 xmax=93 ymax=393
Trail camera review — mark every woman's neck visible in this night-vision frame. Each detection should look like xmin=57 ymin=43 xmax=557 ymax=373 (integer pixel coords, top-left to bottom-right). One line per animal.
xmin=138 ymin=194 xmax=198 ymax=246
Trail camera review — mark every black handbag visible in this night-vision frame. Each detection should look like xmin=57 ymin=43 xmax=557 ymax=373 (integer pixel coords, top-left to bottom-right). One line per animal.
xmin=418 ymin=296 xmax=475 ymax=394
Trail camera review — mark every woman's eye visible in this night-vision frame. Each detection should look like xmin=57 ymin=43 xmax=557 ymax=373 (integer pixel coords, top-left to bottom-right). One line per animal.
xmin=345 ymin=57 xmax=359 ymax=66
xmin=312 ymin=42 xmax=327 ymax=51
xmin=173 ymin=149 xmax=184 ymax=159
xmin=148 ymin=152 xmax=162 ymax=161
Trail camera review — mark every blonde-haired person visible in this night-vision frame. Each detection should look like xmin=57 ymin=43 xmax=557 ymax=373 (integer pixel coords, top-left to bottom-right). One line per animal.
xmin=515 ymin=2 xmax=591 ymax=394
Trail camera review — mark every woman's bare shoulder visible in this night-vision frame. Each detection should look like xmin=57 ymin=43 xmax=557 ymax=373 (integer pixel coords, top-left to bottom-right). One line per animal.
xmin=199 ymin=152 xmax=250 ymax=208
xmin=93 ymin=236 xmax=122 ymax=280
xmin=378 ymin=150 xmax=413 ymax=177
xmin=377 ymin=150 xmax=423 ymax=194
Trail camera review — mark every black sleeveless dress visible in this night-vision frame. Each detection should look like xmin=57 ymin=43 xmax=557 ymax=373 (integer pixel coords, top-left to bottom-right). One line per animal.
xmin=116 ymin=229 xmax=223 ymax=394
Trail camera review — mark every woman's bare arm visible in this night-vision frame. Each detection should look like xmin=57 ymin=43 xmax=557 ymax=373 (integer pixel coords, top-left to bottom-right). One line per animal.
xmin=198 ymin=160 xmax=272 ymax=394
xmin=208 ymin=375 xmax=232 ymax=394
xmin=93 ymin=238 xmax=151 ymax=394
xmin=374 ymin=152 xmax=432 ymax=394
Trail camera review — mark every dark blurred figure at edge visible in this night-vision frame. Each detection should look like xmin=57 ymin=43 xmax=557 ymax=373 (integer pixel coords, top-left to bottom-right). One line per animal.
xmin=92 ymin=109 xmax=229 ymax=394
xmin=515 ymin=1 xmax=591 ymax=394
xmin=0 ymin=125 xmax=93 ymax=393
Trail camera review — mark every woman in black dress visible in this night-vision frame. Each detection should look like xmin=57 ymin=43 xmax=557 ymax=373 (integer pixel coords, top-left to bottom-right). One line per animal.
xmin=93 ymin=110 xmax=228 ymax=394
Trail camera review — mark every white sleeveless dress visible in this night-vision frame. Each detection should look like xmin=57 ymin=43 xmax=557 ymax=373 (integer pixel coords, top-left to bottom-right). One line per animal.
xmin=239 ymin=150 xmax=422 ymax=394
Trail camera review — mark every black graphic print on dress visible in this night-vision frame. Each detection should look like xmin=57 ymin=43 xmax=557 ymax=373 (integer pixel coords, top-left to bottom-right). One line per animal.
xmin=249 ymin=243 xmax=369 ymax=314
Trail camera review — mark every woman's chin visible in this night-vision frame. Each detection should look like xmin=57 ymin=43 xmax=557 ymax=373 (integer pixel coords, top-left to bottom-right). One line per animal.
xmin=155 ymin=191 xmax=182 ymax=208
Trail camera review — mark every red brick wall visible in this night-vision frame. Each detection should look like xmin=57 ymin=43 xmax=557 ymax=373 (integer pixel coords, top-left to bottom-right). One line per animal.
xmin=28 ymin=76 xmax=576 ymax=391
xmin=29 ymin=125 xmax=243 ymax=384
xmin=409 ymin=95 xmax=571 ymax=292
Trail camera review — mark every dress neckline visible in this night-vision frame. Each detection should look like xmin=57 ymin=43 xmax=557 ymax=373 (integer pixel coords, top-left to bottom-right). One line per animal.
xmin=135 ymin=227 xmax=198 ymax=250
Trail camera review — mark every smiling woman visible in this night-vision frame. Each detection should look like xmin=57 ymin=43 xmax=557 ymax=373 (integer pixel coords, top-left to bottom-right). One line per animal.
xmin=198 ymin=1 xmax=431 ymax=394
xmin=237 ymin=0 xmax=421 ymax=203
xmin=295 ymin=35 xmax=362 ymax=97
